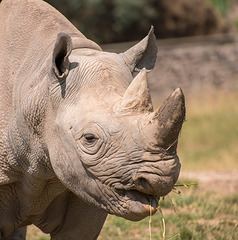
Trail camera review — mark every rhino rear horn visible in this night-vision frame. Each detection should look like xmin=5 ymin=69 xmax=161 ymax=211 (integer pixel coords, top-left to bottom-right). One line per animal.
xmin=52 ymin=32 xmax=72 ymax=79
xmin=120 ymin=26 xmax=157 ymax=73
xmin=114 ymin=68 xmax=153 ymax=115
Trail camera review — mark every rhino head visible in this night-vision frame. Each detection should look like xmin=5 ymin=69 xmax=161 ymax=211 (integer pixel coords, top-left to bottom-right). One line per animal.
xmin=47 ymin=28 xmax=185 ymax=221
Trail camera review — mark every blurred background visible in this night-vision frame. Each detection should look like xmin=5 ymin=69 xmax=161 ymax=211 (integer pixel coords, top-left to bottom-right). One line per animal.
xmin=46 ymin=0 xmax=233 ymax=44
xmin=27 ymin=0 xmax=238 ymax=239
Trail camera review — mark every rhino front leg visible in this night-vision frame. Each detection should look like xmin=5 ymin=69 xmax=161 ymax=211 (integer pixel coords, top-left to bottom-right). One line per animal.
xmin=2 ymin=227 xmax=26 ymax=240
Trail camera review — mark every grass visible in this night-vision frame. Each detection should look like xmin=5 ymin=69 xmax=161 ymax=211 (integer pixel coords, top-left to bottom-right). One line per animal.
xmin=26 ymin=91 xmax=238 ymax=240
xmin=98 ymin=189 xmax=238 ymax=240
xmin=26 ymin=226 xmax=49 ymax=240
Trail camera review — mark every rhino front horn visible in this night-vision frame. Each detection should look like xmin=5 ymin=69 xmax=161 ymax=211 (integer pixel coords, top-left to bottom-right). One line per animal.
xmin=114 ymin=68 xmax=153 ymax=115
xmin=143 ymin=88 xmax=186 ymax=151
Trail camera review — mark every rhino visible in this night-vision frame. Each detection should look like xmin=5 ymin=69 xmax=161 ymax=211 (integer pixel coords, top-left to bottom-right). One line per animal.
xmin=0 ymin=0 xmax=185 ymax=239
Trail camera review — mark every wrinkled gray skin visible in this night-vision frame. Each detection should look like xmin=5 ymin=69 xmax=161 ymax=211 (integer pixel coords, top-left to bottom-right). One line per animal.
xmin=0 ymin=0 xmax=185 ymax=239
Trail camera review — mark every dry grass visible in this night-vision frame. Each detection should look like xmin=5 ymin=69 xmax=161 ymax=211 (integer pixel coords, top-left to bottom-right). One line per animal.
xmin=178 ymin=91 xmax=238 ymax=171
xmin=26 ymin=225 xmax=49 ymax=240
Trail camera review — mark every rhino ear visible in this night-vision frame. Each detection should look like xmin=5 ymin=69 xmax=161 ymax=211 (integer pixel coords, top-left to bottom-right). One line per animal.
xmin=52 ymin=32 xmax=72 ymax=79
xmin=120 ymin=26 xmax=157 ymax=73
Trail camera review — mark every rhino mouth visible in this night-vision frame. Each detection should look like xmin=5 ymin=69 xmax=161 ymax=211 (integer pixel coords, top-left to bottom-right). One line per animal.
xmin=124 ymin=189 xmax=159 ymax=211
xmin=111 ymin=188 xmax=160 ymax=221
xmin=99 ymin=166 xmax=179 ymax=220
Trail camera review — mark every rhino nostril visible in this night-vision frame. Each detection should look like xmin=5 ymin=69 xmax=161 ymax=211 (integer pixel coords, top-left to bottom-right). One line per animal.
xmin=134 ymin=176 xmax=156 ymax=195
xmin=137 ymin=177 xmax=151 ymax=189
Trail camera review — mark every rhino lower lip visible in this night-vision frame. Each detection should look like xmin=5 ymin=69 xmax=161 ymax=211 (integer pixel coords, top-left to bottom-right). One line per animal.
xmin=117 ymin=189 xmax=159 ymax=214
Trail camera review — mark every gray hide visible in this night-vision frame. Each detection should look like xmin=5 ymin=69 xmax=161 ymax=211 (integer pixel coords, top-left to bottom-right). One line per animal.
xmin=0 ymin=0 xmax=185 ymax=239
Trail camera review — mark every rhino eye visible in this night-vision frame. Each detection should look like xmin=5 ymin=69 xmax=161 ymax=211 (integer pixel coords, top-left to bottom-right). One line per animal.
xmin=83 ymin=133 xmax=97 ymax=143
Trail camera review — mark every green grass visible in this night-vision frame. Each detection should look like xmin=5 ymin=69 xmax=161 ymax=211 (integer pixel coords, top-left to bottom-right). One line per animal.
xmin=234 ymin=19 xmax=238 ymax=30
xmin=98 ymin=189 xmax=238 ymax=240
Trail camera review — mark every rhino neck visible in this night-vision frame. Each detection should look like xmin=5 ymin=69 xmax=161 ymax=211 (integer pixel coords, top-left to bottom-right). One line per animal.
xmin=8 ymin=112 xmax=65 ymax=181
xmin=0 ymin=118 xmax=67 ymax=234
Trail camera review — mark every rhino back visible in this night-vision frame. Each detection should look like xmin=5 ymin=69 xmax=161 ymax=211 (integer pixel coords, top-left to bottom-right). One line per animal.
xmin=0 ymin=0 xmax=84 ymax=85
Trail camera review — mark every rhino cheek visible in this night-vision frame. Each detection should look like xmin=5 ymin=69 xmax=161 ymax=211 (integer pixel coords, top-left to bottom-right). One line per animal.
xmin=48 ymin=123 xmax=122 ymax=213
xmin=47 ymin=124 xmax=100 ymax=205
xmin=49 ymin=142 xmax=108 ymax=209
xmin=50 ymin=149 xmax=135 ymax=217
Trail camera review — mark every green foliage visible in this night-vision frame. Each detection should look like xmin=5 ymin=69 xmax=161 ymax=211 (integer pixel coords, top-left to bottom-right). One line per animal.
xmin=44 ymin=0 xmax=230 ymax=43
xmin=45 ymin=0 xmax=157 ymax=43
xmin=205 ymin=0 xmax=231 ymax=16
xmin=113 ymin=0 xmax=157 ymax=32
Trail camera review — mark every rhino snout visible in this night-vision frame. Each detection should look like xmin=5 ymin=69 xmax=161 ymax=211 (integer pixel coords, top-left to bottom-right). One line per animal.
xmin=132 ymin=161 xmax=180 ymax=197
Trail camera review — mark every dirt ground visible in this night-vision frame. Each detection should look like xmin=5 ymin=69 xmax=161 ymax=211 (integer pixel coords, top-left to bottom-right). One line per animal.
xmin=180 ymin=171 xmax=238 ymax=195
